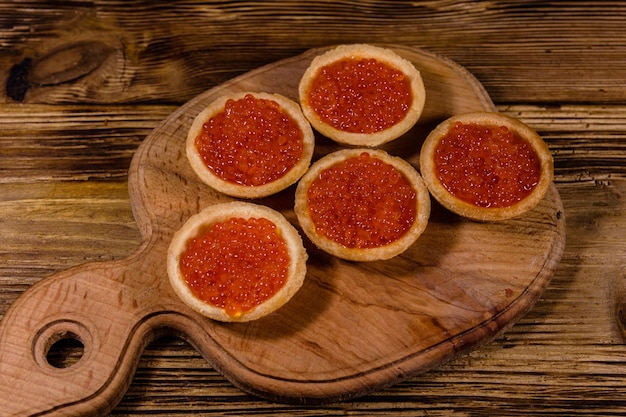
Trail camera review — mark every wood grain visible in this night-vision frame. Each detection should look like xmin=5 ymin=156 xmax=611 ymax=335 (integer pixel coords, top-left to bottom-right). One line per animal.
xmin=1 ymin=2 xmax=626 ymax=105
xmin=2 ymin=1 xmax=626 ymax=416
xmin=0 ymin=104 xmax=622 ymax=416
xmin=0 ymin=45 xmax=565 ymax=415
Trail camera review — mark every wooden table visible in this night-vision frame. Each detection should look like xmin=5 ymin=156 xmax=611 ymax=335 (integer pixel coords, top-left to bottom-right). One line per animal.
xmin=1 ymin=1 xmax=625 ymax=415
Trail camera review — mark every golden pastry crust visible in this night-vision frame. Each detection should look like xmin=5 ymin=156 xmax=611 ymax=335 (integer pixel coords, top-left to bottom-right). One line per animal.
xmin=186 ymin=91 xmax=315 ymax=199
xmin=298 ymin=44 xmax=425 ymax=147
xmin=295 ymin=149 xmax=431 ymax=262
xmin=167 ymin=201 xmax=308 ymax=322
xmin=420 ymin=112 xmax=554 ymax=222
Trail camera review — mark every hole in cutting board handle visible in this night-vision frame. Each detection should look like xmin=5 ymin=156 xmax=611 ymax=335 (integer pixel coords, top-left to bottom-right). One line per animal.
xmin=46 ymin=331 xmax=85 ymax=368
xmin=32 ymin=319 xmax=94 ymax=372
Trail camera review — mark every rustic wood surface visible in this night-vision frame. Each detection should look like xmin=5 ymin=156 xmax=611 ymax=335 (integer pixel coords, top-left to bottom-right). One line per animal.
xmin=0 ymin=45 xmax=566 ymax=415
xmin=0 ymin=1 xmax=625 ymax=416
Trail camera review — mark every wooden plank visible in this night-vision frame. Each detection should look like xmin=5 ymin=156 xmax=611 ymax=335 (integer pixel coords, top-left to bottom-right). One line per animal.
xmin=1 ymin=2 xmax=626 ymax=104
xmin=0 ymin=105 xmax=175 ymax=182
xmin=503 ymin=105 xmax=626 ymax=183
xmin=0 ymin=181 xmax=141 ymax=317
xmin=3 ymin=103 xmax=626 ymax=185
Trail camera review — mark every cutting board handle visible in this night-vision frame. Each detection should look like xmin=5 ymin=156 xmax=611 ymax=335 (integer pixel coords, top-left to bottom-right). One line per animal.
xmin=0 ymin=246 xmax=178 ymax=416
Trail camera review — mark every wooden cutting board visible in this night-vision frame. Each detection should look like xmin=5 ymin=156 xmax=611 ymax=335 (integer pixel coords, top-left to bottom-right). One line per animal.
xmin=0 ymin=45 xmax=566 ymax=416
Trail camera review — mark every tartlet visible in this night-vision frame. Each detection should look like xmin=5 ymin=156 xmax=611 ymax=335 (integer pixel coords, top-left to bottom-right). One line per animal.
xmin=186 ymin=92 xmax=315 ymax=199
xmin=167 ymin=201 xmax=308 ymax=322
xmin=295 ymin=148 xmax=431 ymax=262
xmin=298 ymin=44 xmax=426 ymax=147
xmin=419 ymin=112 xmax=554 ymax=222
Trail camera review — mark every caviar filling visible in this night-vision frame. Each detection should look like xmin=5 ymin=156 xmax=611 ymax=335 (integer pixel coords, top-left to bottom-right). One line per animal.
xmin=195 ymin=94 xmax=304 ymax=186
xmin=306 ymin=152 xmax=417 ymax=249
xmin=179 ymin=217 xmax=289 ymax=317
xmin=307 ymin=57 xmax=412 ymax=134
xmin=434 ymin=122 xmax=542 ymax=208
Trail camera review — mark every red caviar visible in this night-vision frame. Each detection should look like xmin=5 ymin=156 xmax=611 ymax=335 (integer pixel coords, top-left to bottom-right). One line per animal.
xmin=179 ymin=217 xmax=289 ymax=317
xmin=307 ymin=58 xmax=412 ymax=133
xmin=434 ymin=122 xmax=541 ymax=208
xmin=306 ymin=153 xmax=416 ymax=248
xmin=195 ymin=94 xmax=304 ymax=186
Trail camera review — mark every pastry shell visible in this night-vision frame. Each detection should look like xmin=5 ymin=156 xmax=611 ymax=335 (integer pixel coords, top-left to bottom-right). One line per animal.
xmin=419 ymin=112 xmax=554 ymax=222
xmin=186 ymin=92 xmax=315 ymax=199
xmin=295 ymin=148 xmax=431 ymax=262
xmin=298 ymin=44 xmax=425 ymax=147
xmin=167 ymin=201 xmax=308 ymax=322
